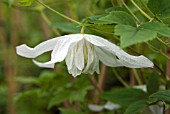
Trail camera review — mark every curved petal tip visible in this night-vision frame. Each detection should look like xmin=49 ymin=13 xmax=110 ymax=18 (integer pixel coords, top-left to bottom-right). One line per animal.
xmin=32 ymin=60 xmax=55 ymax=68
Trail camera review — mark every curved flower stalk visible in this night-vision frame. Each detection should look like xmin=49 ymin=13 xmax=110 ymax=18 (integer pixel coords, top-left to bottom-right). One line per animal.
xmin=16 ymin=34 xmax=153 ymax=77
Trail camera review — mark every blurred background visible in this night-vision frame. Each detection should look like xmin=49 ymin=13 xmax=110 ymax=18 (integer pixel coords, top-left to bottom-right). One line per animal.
xmin=0 ymin=0 xmax=169 ymax=114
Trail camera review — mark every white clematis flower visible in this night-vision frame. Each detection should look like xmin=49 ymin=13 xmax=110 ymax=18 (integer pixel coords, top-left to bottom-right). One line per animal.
xmin=16 ymin=34 xmax=153 ymax=77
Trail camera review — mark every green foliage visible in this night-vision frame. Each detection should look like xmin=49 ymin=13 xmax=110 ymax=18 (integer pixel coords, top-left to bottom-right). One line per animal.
xmin=124 ymin=100 xmax=147 ymax=114
xmin=59 ymin=108 xmax=86 ymax=114
xmin=19 ymin=0 xmax=35 ymax=6
xmin=1 ymin=0 xmax=170 ymax=114
xmin=100 ymin=88 xmax=148 ymax=107
xmin=115 ymin=22 xmax=170 ymax=48
xmin=115 ymin=24 xmax=156 ymax=48
xmin=52 ymin=23 xmax=81 ymax=33
xmin=148 ymin=0 xmax=170 ymax=24
xmin=146 ymin=75 xmax=160 ymax=95
xmin=15 ymin=90 xmax=48 ymax=114
xmin=99 ymin=11 xmax=136 ymax=26
xmin=148 ymin=90 xmax=170 ymax=104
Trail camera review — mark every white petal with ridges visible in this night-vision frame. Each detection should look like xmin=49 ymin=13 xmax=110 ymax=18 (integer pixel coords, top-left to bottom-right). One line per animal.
xmin=16 ymin=38 xmax=60 ymax=58
xmin=116 ymin=50 xmax=154 ymax=68
xmin=50 ymin=34 xmax=83 ymax=63
xmin=86 ymin=34 xmax=153 ymax=68
xmin=95 ymin=46 xmax=123 ymax=67
xmin=75 ymin=40 xmax=84 ymax=70
xmin=65 ymin=46 xmax=74 ymax=70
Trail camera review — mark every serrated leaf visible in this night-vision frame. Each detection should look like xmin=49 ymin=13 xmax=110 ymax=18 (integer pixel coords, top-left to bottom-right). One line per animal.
xmin=149 ymin=90 xmax=170 ymax=104
xmin=115 ymin=24 xmax=157 ymax=48
xmin=48 ymin=90 xmax=71 ymax=109
xmin=141 ymin=22 xmax=170 ymax=37
xmin=19 ymin=0 xmax=35 ymax=6
xmin=124 ymin=100 xmax=147 ymax=114
xmin=115 ymin=22 xmax=170 ymax=48
xmin=59 ymin=108 xmax=85 ymax=114
xmin=146 ymin=75 xmax=160 ymax=95
xmin=100 ymin=88 xmax=148 ymax=107
xmin=52 ymin=23 xmax=81 ymax=33
xmin=100 ymin=11 xmax=136 ymax=26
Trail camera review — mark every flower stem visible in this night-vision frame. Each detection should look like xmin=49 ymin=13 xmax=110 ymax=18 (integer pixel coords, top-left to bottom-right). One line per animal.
xmin=40 ymin=11 xmax=61 ymax=36
xmin=120 ymin=0 xmax=140 ymax=23
xmin=139 ymin=0 xmax=155 ymax=17
xmin=130 ymin=0 xmax=153 ymax=20
xmin=81 ymin=26 xmax=85 ymax=34
xmin=146 ymin=42 xmax=170 ymax=60
xmin=112 ymin=69 xmax=129 ymax=88
xmin=157 ymin=37 xmax=170 ymax=48
xmin=132 ymin=69 xmax=142 ymax=85
xmin=36 ymin=0 xmax=81 ymax=25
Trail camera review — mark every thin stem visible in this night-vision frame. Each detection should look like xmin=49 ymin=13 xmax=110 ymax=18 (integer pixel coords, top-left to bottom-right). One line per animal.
xmin=112 ymin=69 xmax=129 ymax=88
xmin=88 ymin=75 xmax=102 ymax=93
xmin=120 ymin=0 xmax=140 ymax=23
xmin=81 ymin=26 xmax=85 ymax=34
xmin=132 ymin=69 xmax=142 ymax=85
xmin=40 ymin=11 xmax=61 ymax=36
xmin=139 ymin=0 xmax=155 ymax=17
xmin=146 ymin=42 xmax=170 ymax=60
xmin=130 ymin=0 xmax=152 ymax=20
xmin=157 ymin=37 xmax=170 ymax=48
xmin=36 ymin=0 xmax=81 ymax=25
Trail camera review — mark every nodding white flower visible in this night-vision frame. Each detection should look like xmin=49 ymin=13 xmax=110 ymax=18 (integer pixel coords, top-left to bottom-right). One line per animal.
xmin=16 ymin=34 xmax=153 ymax=77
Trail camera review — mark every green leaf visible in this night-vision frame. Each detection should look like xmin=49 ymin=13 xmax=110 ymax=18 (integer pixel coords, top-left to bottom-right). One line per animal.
xmin=100 ymin=11 xmax=136 ymax=26
xmin=115 ymin=24 xmax=157 ymax=48
xmin=100 ymin=88 xmax=148 ymax=107
xmin=124 ymin=100 xmax=148 ymax=114
xmin=19 ymin=0 xmax=35 ymax=6
xmin=48 ymin=90 xmax=71 ymax=109
xmin=69 ymin=86 xmax=92 ymax=102
xmin=16 ymin=76 xmax=37 ymax=84
xmin=149 ymin=90 xmax=170 ymax=104
xmin=86 ymin=15 xmax=111 ymax=25
xmin=148 ymin=0 xmax=170 ymax=21
xmin=59 ymin=108 xmax=85 ymax=114
xmin=115 ymin=22 xmax=170 ymax=48
xmin=52 ymin=23 xmax=81 ymax=33
xmin=146 ymin=75 xmax=160 ymax=95
xmin=140 ymin=22 xmax=170 ymax=37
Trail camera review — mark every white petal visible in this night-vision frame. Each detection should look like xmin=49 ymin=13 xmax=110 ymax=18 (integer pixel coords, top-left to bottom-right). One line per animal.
xmin=68 ymin=65 xmax=82 ymax=77
xmin=83 ymin=42 xmax=94 ymax=74
xmin=84 ymin=34 xmax=153 ymax=68
xmin=149 ymin=104 xmax=164 ymax=114
xmin=74 ymin=40 xmax=84 ymax=70
xmin=84 ymin=34 xmax=120 ymax=53
xmin=95 ymin=46 xmax=123 ymax=67
xmin=50 ymin=34 xmax=83 ymax=63
xmin=104 ymin=102 xmax=120 ymax=110
xmin=116 ymin=50 xmax=154 ymax=68
xmin=88 ymin=104 xmax=104 ymax=112
xmin=83 ymin=45 xmax=99 ymax=74
xmin=16 ymin=38 xmax=60 ymax=58
xmin=84 ymin=34 xmax=105 ymax=46
xmin=33 ymin=60 xmax=55 ymax=68
xmin=65 ymin=47 xmax=74 ymax=70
